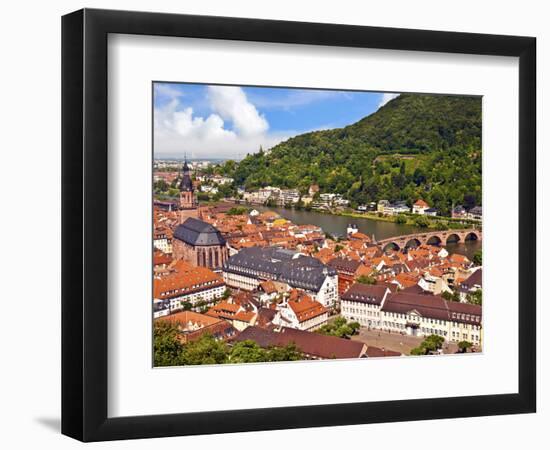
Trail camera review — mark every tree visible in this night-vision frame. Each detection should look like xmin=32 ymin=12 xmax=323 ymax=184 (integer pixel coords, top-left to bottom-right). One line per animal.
xmin=153 ymin=321 xmax=184 ymax=367
xmin=226 ymin=206 xmax=249 ymax=215
xmin=463 ymin=194 xmax=477 ymax=210
xmin=233 ymin=94 xmax=481 ymax=209
xmin=266 ymin=343 xmax=302 ymax=362
xmin=395 ymin=214 xmax=408 ymax=224
xmin=154 ymin=179 xmax=169 ymax=193
xmin=441 ymin=291 xmax=460 ymax=302
xmin=467 ymin=289 xmax=482 ymax=306
xmin=423 ymin=334 xmax=445 ymax=353
xmin=414 ymin=215 xmax=431 ymax=228
xmin=316 ymin=317 xmax=360 ymax=339
xmin=228 ymin=340 xmax=268 ymax=363
xmin=180 ymin=334 xmax=228 ymax=365
xmin=197 ymin=192 xmax=210 ymax=201
xmin=473 ymin=250 xmax=482 ymax=266
xmin=457 ymin=340 xmax=473 ymax=353
xmin=181 ymin=301 xmax=192 ymax=311
xmin=410 ymin=334 xmax=445 ymax=355
xmin=222 ymin=288 xmax=231 ymax=300
xmin=357 ymin=274 xmax=376 ymax=285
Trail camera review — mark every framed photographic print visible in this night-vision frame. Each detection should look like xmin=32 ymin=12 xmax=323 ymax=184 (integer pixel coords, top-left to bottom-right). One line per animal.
xmin=61 ymin=8 xmax=536 ymax=442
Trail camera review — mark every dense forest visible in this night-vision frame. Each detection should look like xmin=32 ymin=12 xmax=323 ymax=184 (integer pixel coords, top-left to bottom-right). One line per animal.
xmin=231 ymin=94 xmax=482 ymax=216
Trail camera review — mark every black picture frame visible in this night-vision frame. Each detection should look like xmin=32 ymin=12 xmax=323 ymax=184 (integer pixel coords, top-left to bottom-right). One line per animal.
xmin=62 ymin=8 xmax=536 ymax=442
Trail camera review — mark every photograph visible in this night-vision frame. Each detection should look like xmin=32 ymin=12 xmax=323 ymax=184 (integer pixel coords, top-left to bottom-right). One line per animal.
xmin=152 ymin=83 xmax=483 ymax=366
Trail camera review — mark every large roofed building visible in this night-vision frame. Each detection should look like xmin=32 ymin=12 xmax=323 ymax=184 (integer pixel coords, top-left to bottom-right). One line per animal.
xmin=172 ymin=217 xmax=229 ymax=271
xmin=223 ymin=246 xmax=338 ymax=308
xmin=233 ymin=326 xmax=367 ymax=360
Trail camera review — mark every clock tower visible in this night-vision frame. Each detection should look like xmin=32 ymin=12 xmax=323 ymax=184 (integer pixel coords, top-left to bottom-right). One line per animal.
xmin=178 ymin=159 xmax=199 ymax=223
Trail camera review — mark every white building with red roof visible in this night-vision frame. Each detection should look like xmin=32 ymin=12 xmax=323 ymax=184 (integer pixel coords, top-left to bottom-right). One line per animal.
xmin=412 ymin=199 xmax=430 ymax=215
xmin=272 ymin=290 xmax=329 ymax=331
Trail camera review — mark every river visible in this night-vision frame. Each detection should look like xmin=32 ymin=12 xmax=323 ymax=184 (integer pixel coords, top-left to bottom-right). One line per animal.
xmin=256 ymin=206 xmax=481 ymax=260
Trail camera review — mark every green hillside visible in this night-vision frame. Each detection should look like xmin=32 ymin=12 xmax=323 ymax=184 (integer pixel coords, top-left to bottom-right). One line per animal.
xmin=233 ymin=94 xmax=482 ymax=215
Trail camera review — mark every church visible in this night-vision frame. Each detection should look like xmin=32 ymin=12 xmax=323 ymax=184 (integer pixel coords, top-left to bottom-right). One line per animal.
xmin=171 ymin=160 xmax=228 ymax=272
xmin=177 ymin=159 xmax=199 ymax=222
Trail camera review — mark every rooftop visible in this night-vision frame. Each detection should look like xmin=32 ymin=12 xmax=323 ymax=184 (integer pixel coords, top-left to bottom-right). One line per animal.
xmin=173 ymin=217 xmax=226 ymax=246
xmin=224 ymin=247 xmax=336 ymax=292
xmin=341 ymin=283 xmax=390 ymax=305
xmin=233 ymin=326 xmax=367 ymax=359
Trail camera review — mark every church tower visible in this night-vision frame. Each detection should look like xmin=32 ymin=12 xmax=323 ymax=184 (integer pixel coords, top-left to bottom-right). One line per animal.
xmin=178 ymin=159 xmax=199 ymax=223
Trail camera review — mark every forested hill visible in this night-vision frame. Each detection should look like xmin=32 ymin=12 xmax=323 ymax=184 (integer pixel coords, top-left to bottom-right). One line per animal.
xmin=233 ymin=94 xmax=482 ymax=215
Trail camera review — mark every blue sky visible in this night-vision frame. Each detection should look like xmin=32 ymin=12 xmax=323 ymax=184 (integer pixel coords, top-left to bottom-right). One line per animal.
xmin=153 ymin=82 xmax=399 ymax=159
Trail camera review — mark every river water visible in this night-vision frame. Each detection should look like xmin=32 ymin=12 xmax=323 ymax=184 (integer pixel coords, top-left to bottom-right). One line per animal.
xmin=256 ymin=206 xmax=481 ymax=259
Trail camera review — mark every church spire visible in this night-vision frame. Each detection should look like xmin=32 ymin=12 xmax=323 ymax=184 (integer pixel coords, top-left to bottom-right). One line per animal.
xmin=179 ymin=155 xmax=193 ymax=192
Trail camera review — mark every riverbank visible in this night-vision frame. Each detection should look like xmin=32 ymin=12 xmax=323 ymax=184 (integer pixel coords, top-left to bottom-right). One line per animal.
xmin=337 ymin=210 xmax=481 ymax=230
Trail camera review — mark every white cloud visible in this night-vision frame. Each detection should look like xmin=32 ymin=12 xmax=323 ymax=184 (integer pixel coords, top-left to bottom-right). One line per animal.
xmin=207 ymin=86 xmax=268 ymax=136
xmin=378 ymin=93 xmax=400 ymax=108
xmin=154 ymin=83 xmax=184 ymax=100
xmin=154 ymin=87 xmax=290 ymax=159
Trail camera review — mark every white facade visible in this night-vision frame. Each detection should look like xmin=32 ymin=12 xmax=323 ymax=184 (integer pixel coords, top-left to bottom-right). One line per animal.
xmin=153 ymin=237 xmax=172 ymax=254
xmin=223 ymin=271 xmax=263 ymax=291
xmin=157 ymin=284 xmax=226 ymax=312
xmin=341 ymin=301 xmax=382 ymax=328
xmin=342 ymin=291 xmax=482 ymax=345
xmin=418 ymin=274 xmax=452 ymax=295
xmin=272 ymin=305 xmax=328 ymax=331
xmin=278 ymin=189 xmax=300 ymax=205
xmin=379 ymin=310 xmax=482 ymax=345
xmin=412 ymin=204 xmax=429 ymax=214
xmin=223 ymin=270 xmax=337 ymax=308
xmin=312 ymin=274 xmax=339 ymax=308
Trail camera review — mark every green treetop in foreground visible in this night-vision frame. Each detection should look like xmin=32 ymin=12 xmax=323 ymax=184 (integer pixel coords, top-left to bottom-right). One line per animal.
xmin=316 ymin=317 xmax=360 ymax=339
xmin=410 ymin=334 xmax=445 ymax=356
xmin=154 ymin=322 xmax=302 ymax=366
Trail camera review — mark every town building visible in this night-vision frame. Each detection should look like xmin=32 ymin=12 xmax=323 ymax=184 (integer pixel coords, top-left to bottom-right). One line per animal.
xmin=340 ymin=284 xmax=391 ymax=328
xmin=452 ymin=205 xmax=467 ymax=219
xmin=412 ymin=199 xmax=430 ymax=215
xmin=468 ymin=206 xmax=483 ymax=221
xmin=458 ymin=268 xmax=482 ymax=302
xmin=342 ymin=284 xmax=482 ymax=346
xmin=206 ymin=300 xmax=258 ymax=331
xmin=378 ymin=199 xmax=410 ymax=215
xmin=380 ymin=292 xmax=482 ymax=345
xmin=178 ymin=160 xmax=199 ymax=222
xmin=417 ymin=272 xmax=452 ymax=295
xmin=272 ymin=290 xmax=329 ymax=331
xmin=223 ymin=246 xmax=338 ymax=308
xmin=327 ymin=257 xmax=371 ymax=295
xmin=172 ymin=217 xmax=228 ymax=271
xmin=155 ymin=310 xmax=236 ymax=344
xmin=278 ymin=189 xmax=300 ymax=206
xmin=233 ymin=326 xmax=368 ymax=360
xmin=153 ymin=262 xmax=226 ymax=311
xmin=153 ymin=227 xmax=172 ymax=254
xmin=425 ymin=208 xmax=438 ymax=217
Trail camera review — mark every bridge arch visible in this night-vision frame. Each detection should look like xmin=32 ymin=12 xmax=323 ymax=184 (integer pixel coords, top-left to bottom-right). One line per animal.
xmin=446 ymin=233 xmax=461 ymax=244
xmin=383 ymin=242 xmax=400 ymax=253
xmin=465 ymin=231 xmax=479 ymax=241
xmin=405 ymin=238 xmax=421 ymax=249
xmin=426 ymin=235 xmax=442 ymax=246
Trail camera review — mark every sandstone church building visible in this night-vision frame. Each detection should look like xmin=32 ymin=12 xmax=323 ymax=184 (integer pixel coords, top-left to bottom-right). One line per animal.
xmin=172 ymin=160 xmax=228 ymax=272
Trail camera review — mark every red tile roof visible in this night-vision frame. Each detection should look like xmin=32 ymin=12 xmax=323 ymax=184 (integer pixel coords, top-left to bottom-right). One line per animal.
xmin=233 ymin=326 xmax=367 ymax=359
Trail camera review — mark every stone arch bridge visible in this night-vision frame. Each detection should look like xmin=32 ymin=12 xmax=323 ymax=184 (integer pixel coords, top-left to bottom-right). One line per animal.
xmin=376 ymin=229 xmax=482 ymax=251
